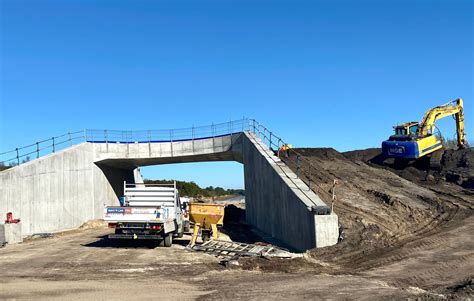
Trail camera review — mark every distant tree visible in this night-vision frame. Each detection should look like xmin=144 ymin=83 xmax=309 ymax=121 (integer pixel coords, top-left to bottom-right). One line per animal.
xmin=143 ymin=179 xmax=244 ymax=197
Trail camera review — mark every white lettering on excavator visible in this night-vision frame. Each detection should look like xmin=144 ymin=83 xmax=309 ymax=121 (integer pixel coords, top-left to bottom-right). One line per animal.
xmin=389 ymin=147 xmax=404 ymax=154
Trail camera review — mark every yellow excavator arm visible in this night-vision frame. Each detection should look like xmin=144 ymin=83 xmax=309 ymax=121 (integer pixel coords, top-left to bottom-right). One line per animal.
xmin=417 ymin=98 xmax=467 ymax=148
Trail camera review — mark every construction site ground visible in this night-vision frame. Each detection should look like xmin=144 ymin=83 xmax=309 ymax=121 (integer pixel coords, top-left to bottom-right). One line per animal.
xmin=0 ymin=148 xmax=473 ymax=300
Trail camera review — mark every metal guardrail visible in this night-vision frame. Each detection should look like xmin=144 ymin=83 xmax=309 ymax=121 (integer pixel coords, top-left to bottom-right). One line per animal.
xmin=0 ymin=119 xmax=250 ymax=166
xmin=0 ymin=118 xmax=333 ymax=206
xmin=250 ymin=119 xmax=335 ymax=202
xmin=84 ymin=119 xmax=249 ymax=143
xmin=0 ymin=131 xmax=85 ymax=166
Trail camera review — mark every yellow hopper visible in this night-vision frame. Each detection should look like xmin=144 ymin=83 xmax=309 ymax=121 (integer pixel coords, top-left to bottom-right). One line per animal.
xmin=188 ymin=202 xmax=225 ymax=247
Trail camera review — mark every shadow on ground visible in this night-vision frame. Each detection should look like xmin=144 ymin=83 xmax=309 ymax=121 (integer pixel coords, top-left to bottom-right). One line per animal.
xmin=82 ymin=234 xmax=190 ymax=248
xmin=220 ymin=205 xmax=267 ymax=244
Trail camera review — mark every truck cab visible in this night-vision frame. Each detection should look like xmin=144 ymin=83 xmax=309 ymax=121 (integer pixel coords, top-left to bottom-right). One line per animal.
xmin=104 ymin=182 xmax=184 ymax=247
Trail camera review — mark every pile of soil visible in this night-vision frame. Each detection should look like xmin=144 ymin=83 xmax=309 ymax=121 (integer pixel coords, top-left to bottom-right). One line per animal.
xmin=441 ymin=148 xmax=474 ymax=188
xmin=343 ymin=147 xmax=474 ymax=189
xmin=284 ymin=148 xmax=473 ymax=274
xmin=220 ymin=204 xmax=266 ymax=244
xmin=79 ymin=219 xmax=108 ymax=230
xmin=443 ymin=278 xmax=474 ymax=299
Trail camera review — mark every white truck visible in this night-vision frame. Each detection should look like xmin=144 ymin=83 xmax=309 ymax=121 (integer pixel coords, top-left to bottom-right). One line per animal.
xmin=104 ymin=181 xmax=184 ymax=247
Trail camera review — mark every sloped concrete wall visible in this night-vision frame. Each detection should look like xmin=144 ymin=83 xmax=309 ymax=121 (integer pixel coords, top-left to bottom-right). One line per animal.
xmin=242 ymin=132 xmax=338 ymax=251
xmin=1 ymin=144 xmax=97 ymax=235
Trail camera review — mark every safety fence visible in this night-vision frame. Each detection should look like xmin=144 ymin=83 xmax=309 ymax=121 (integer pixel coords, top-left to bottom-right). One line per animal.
xmin=0 ymin=119 xmax=250 ymax=166
xmin=0 ymin=131 xmax=85 ymax=167
xmin=84 ymin=119 xmax=249 ymax=143
xmin=250 ymin=119 xmax=336 ymax=203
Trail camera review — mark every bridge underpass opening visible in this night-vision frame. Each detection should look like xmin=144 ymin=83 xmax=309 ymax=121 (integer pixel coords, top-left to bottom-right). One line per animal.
xmin=140 ymin=161 xmax=244 ymax=193
xmin=140 ymin=162 xmax=250 ymax=244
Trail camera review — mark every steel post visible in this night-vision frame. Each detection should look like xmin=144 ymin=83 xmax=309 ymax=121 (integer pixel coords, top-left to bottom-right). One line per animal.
xmin=308 ymin=163 xmax=312 ymax=189
xmin=296 ymin=155 xmax=301 ymax=177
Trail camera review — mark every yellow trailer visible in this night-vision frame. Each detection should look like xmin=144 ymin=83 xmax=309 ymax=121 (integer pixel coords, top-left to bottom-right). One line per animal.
xmin=188 ymin=202 xmax=225 ymax=247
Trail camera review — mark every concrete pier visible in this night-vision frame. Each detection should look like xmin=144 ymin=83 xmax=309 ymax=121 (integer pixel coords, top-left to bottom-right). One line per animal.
xmin=0 ymin=132 xmax=338 ymax=251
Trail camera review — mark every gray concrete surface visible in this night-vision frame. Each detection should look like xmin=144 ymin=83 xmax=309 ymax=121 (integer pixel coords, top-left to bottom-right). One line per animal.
xmin=242 ymin=132 xmax=338 ymax=250
xmin=0 ymin=132 xmax=338 ymax=250
xmin=0 ymin=223 xmax=23 ymax=244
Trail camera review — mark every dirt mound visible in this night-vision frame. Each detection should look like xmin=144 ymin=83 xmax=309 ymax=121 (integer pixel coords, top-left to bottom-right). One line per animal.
xmin=221 ymin=205 xmax=266 ymax=244
xmin=441 ymin=148 xmax=474 ymax=188
xmin=224 ymin=204 xmax=245 ymax=224
xmin=297 ymin=147 xmax=347 ymax=161
xmin=284 ymin=147 xmax=473 ymax=292
xmin=233 ymin=257 xmax=322 ymax=273
xmin=343 ymin=147 xmax=474 ymax=189
xmin=79 ymin=219 xmax=108 ymax=230
xmin=343 ymin=147 xmax=382 ymax=162
xmin=443 ymin=278 xmax=474 ymax=299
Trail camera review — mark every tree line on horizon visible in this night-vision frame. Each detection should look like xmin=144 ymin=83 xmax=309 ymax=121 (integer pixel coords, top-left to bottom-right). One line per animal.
xmin=143 ymin=178 xmax=245 ymax=198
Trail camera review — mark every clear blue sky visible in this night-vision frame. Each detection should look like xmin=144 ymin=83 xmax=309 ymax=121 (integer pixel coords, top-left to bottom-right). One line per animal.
xmin=1 ymin=0 xmax=472 ymax=189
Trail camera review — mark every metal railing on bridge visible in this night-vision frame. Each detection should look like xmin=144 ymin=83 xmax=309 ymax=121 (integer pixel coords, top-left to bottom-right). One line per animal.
xmin=249 ymin=119 xmax=336 ymax=204
xmin=0 ymin=119 xmax=250 ymax=166
xmin=84 ymin=119 xmax=249 ymax=143
xmin=0 ymin=131 xmax=85 ymax=167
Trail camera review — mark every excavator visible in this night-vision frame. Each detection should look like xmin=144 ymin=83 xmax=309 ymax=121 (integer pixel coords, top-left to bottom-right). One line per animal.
xmin=382 ymin=98 xmax=466 ymax=167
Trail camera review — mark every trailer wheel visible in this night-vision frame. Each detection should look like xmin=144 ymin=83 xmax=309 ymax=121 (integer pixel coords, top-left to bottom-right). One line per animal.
xmin=164 ymin=233 xmax=173 ymax=247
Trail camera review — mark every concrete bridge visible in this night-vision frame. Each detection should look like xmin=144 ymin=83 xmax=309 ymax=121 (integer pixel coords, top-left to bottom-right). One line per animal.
xmin=0 ymin=120 xmax=338 ymax=251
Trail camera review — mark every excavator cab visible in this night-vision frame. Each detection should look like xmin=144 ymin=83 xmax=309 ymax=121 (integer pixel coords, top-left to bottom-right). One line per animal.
xmin=390 ymin=122 xmax=419 ymax=141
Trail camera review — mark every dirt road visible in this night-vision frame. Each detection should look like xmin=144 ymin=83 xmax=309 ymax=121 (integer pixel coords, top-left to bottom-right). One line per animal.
xmin=0 ymin=228 xmax=442 ymax=300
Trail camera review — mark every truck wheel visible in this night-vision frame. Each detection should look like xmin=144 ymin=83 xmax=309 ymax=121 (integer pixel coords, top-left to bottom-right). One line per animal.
xmin=177 ymin=226 xmax=184 ymax=238
xmin=164 ymin=233 xmax=173 ymax=247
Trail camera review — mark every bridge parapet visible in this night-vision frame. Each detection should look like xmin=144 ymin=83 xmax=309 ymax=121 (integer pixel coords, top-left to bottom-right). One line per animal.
xmin=0 ymin=119 xmax=250 ymax=167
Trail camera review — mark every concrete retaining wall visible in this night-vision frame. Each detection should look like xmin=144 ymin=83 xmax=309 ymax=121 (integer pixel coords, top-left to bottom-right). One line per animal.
xmin=242 ymin=132 xmax=338 ymax=251
xmin=0 ymin=144 xmax=98 ymax=235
